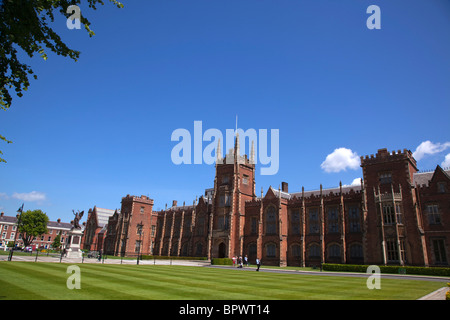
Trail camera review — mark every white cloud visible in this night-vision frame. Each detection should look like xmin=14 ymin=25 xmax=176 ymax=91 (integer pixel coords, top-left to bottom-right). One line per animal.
xmin=342 ymin=178 xmax=362 ymax=187
xmin=11 ymin=191 xmax=46 ymax=202
xmin=321 ymin=148 xmax=360 ymax=173
xmin=412 ymin=141 xmax=450 ymax=161
xmin=442 ymin=153 xmax=450 ymax=168
xmin=0 ymin=192 xmax=9 ymax=200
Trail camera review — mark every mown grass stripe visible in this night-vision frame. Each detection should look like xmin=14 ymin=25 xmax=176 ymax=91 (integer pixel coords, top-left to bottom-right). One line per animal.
xmin=0 ymin=262 xmax=445 ymax=300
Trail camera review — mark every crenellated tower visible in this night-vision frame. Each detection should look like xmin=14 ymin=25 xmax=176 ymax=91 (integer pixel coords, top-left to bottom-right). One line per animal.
xmin=361 ymin=148 xmax=424 ymax=265
xmin=208 ymin=133 xmax=256 ymax=259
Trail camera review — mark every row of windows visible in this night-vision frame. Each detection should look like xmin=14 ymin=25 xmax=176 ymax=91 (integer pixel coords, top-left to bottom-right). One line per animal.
xmin=247 ymin=242 xmax=364 ymax=259
xmin=1 ymin=233 xmax=67 ymax=242
xmin=0 ymin=224 xmax=69 ymax=235
xmin=383 ymin=239 xmax=447 ymax=265
xmin=158 ymin=241 xmax=205 ymax=257
xmin=250 ymin=240 xmax=447 ymax=265
xmin=156 ymin=201 xmax=445 ymax=239
xmin=380 ymin=203 xmax=444 ymax=226
xmin=220 ymin=175 xmax=250 ymax=186
xmin=378 ymin=172 xmax=448 ymax=194
xmin=250 ymin=206 xmax=362 ymax=235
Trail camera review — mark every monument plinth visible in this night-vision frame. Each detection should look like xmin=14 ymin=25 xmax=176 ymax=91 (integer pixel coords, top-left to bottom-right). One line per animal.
xmin=66 ymin=228 xmax=83 ymax=258
xmin=66 ymin=210 xmax=84 ymax=259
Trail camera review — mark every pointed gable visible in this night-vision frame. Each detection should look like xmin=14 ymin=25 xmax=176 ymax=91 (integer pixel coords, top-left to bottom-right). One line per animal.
xmin=429 ymin=165 xmax=450 ymax=193
xmin=265 ymin=186 xmax=278 ymax=199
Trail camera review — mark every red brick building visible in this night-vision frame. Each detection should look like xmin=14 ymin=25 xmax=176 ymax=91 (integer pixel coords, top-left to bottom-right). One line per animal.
xmin=90 ymin=137 xmax=449 ymax=267
xmin=102 ymin=195 xmax=157 ymax=256
xmin=82 ymin=206 xmax=115 ymax=252
xmin=0 ymin=212 xmax=72 ymax=251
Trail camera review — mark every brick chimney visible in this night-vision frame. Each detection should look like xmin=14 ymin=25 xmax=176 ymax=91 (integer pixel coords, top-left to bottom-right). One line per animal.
xmin=57 ymin=218 xmax=61 ymax=223
xmin=282 ymin=182 xmax=288 ymax=193
xmin=1 ymin=212 xmax=4 ymax=217
xmin=172 ymin=200 xmax=178 ymax=207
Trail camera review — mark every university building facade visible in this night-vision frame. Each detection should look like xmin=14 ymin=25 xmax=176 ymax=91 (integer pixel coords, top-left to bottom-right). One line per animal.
xmin=83 ymin=137 xmax=450 ymax=267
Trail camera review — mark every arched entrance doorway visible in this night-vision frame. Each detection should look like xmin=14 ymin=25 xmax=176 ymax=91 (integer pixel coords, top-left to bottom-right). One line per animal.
xmin=218 ymin=242 xmax=226 ymax=258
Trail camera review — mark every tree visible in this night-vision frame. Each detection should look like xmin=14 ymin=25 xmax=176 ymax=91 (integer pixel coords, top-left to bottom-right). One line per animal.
xmin=52 ymin=232 xmax=62 ymax=250
xmin=0 ymin=0 xmax=124 ymax=162
xmin=17 ymin=209 xmax=49 ymax=248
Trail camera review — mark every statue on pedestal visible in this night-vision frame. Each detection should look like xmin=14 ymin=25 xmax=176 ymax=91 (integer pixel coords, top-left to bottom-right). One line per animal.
xmin=71 ymin=210 xmax=84 ymax=229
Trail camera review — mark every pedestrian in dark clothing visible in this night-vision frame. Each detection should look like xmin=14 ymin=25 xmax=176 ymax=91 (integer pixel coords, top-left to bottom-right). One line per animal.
xmin=256 ymin=258 xmax=261 ymax=271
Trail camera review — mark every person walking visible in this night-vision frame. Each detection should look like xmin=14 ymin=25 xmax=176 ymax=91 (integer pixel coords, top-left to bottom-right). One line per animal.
xmin=256 ymin=258 xmax=261 ymax=271
xmin=232 ymin=256 xmax=236 ymax=267
xmin=238 ymin=256 xmax=243 ymax=268
xmin=244 ymin=255 xmax=248 ymax=267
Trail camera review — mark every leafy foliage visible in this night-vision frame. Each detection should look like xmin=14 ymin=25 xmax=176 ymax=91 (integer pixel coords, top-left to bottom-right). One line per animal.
xmin=52 ymin=232 xmax=62 ymax=249
xmin=0 ymin=0 xmax=123 ymax=162
xmin=17 ymin=209 xmax=49 ymax=248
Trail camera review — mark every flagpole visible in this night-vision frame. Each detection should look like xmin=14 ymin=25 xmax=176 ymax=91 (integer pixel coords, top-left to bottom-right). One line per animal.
xmin=8 ymin=204 xmax=24 ymax=261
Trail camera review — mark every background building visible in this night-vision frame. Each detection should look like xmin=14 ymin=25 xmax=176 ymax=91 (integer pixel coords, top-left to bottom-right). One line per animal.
xmin=83 ymin=140 xmax=449 ymax=267
xmin=0 ymin=212 xmax=72 ymax=250
xmin=82 ymin=206 xmax=115 ymax=253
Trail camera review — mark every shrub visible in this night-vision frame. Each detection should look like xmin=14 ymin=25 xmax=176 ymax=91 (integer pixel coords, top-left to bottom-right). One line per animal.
xmin=322 ymin=263 xmax=450 ymax=277
xmin=447 ymin=283 xmax=450 ymax=301
xmin=140 ymin=255 xmax=207 ymax=261
xmin=211 ymin=258 xmax=233 ymax=265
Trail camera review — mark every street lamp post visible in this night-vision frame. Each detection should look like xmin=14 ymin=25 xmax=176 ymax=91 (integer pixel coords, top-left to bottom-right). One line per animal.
xmin=8 ymin=204 xmax=24 ymax=261
xmin=137 ymin=222 xmax=143 ymax=265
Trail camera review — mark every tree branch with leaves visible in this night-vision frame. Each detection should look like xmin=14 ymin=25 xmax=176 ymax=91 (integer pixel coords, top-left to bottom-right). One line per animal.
xmin=0 ymin=0 xmax=124 ymax=162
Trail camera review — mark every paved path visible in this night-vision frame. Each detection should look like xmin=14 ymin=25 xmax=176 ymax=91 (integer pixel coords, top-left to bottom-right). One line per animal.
xmin=417 ymin=287 xmax=449 ymax=300
xmin=208 ymin=265 xmax=450 ymax=283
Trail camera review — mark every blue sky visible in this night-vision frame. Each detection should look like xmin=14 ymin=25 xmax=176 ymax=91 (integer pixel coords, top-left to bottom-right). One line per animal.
xmin=1 ymin=0 xmax=449 ymax=223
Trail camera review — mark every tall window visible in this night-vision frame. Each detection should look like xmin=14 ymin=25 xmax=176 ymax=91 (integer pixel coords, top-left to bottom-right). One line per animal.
xmin=379 ymin=172 xmax=392 ymax=184
xmin=386 ymin=240 xmax=399 ymax=262
xmin=349 ymin=205 xmax=361 ymax=232
xmin=426 ymin=205 xmax=441 ymax=225
xmin=135 ymin=240 xmax=141 ymax=253
xmin=218 ymin=214 xmax=229 ymax=230
xmin=248 ymin=243 xmax=257 ymax=259
xmin=196 ymin=217 xmax=205 ymax=236
xmin=327 ymin=207 xmax=339 ymax=233
xmin=291 ymin=209 xmax=300 ymax=235
xmin=195 ymin=242 xmax=203 ymax=256
xmin=349 ymin=243 xmax=363 ymax=259
xmin=266 ymin=207 xmax=277 ymax=234
xmin=251 ymin=217 xmax=258 ymax=234
xmin=309 ymin=243 xmax=320 ymax=258
xmin=308 ymin=208 xmax=319 ymax=234
xmin=173 ymin=217 xmax=180 ymax=237
xmin=219 ymin=193 xmax=231 ymax=207
xmin=437 ymin=182 xmax=446 ymax=194
xmin=328 ymin=244 xmax=341 ymax=259
xmin=432 ymin=239 xmax=447 ymax=265
xmin=292 ymin=244 xmax=302 ymax=258
xmin=382 ymin=203 xmax=395 ymax=225
xmin=395 ymin=203 xmax=403 ymax=224
xmin=266 ymin=243 xmax=276 ymax=257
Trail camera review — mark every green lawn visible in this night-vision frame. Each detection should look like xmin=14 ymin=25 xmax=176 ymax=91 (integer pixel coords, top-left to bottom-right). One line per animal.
xmin=0 ymin=261 xmax=446 ymax=300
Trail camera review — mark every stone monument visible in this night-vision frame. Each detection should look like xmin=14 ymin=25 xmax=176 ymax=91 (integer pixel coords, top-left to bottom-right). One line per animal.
xmin=66 ymin=210 xmax=84 ymax=259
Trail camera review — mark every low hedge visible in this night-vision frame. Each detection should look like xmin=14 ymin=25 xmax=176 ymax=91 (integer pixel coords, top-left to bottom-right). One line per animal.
xmin=140 ymin=255 xmax=207 ymax=261
xmin=211 ymin=258 xmax=233 ymax=265
xmin=322 ymin=263 xmax=450 ymax=277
